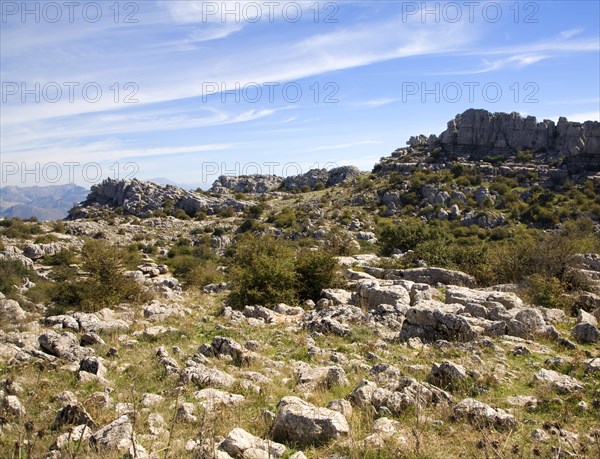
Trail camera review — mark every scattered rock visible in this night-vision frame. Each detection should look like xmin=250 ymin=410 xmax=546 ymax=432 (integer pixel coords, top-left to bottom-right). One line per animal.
xmin=90 ymin=415 xmax=141 ymax=454
xmin=53 ymin=403 xmax=95 ymax=429
xmin=570 ymin=322 xmax=600 ymax=343
xmin=39 ymin=331 xmax=92 ymax=361
xmin=219 ymin=428 xmax=286 ymax=458
xmin=80 ymin=332 xmax=105 ymax=346
xmin=175 ymin=402 xmax=197 ymax=423
xmin=326 ymin=399 xmax=353 ymax=418
xmin=54 ymin=424 xmax=93 ymax=449
xmin=584 ymin=358 xmax=600 ymax=374
xmin=181 ymin=361 xmax=236 ymax=389
xmin=272 ymin=396 xmax=350 ymax=447
xmin=427 ymin=361 xmax=469 ymax=391
xmin=0 ymin=299 xmax=27 ymax=322
xmin=2 ymin=394 xmax=26 ymax=417
xmin=194 ymin=388 xmax=245 ymax=412
xmin=79 ymin=356 xmax=108 ymax=378
xmin=533 ymin=369 xmax=584 ymax=394
xmin=453 ymin=398 xmax=517 ymax=431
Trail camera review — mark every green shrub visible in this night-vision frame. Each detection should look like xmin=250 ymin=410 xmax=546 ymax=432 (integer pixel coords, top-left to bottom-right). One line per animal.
xmin=51 ymin=221 xmax=66 ymax=233
xmin=523 ymin=274 xmax=564 ymax=308
xmin=183 ymin=260 xmax=225 ymax=288
xmin=323 ymin=228 xmax=357 ymax=256
xmin=238 ymin=218 xmax=265 ymax=233
xmin=245 ymin=204 xmax=266 ymax=219
xmin=45 ymin=248 xmax=78 ymax=266
xmin=49 ymin=240 xmax=149 ymax=313
xmin=0 ymin=218 xmax=42 ymax=239
xmin=0 ymin=260 xmax=32 ymax=295
xmin=228 ymin=235 xmax=298 ymax=307
xmin=296 ymin=250 xmax=340 ymax=302
xmin=378 ymin=219 xmax=445 ymax=255
xmin=34 ymin=234 xmax=60 ymax=244
xmin=219 ymin=206 xmax=236 ymax=218
xmin=173 ymin=209 xmax=191 ymax=220
xmin=270 ymin=208 xmax=297 ymax=229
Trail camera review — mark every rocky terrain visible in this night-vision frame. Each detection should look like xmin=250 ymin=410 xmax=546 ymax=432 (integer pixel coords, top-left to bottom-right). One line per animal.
xmin=1 ymin=109 xmax=599 ymax=458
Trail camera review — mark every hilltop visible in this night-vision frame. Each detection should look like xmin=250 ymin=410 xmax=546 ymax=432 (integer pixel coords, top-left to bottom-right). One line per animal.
xmin=0 ymin=109 xmax=599 ymax=459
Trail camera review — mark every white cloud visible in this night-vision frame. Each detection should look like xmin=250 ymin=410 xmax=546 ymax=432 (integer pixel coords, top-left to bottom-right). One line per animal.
xmin=350 ymin=98 xmax=398 ymax=109
xmin=310 ymin=140 xmax=382 ymax=152
xmin=436 ymin=53 xmax=548 ymax=75
xmin=560 ymin=28 xmax=583 ymax=39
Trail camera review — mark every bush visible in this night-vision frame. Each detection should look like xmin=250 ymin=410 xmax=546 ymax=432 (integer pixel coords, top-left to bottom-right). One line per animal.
xmin=173 ymin=209 xmax=191 ymax=220
xmin=228 ymin=235 xmax=298 ymax=307
xmin=323 ymin=228 xmax=357 ymax=256
xmin=0 ymin=218 xmax=42 ymax=239
xmin=523 ymin=274 xmax=564 ymax=308
xmin=0 ymin=260 xmax=32 ymax=295
xmin=296 ymin=250 xmax=340 ymax=302
xmin=34 ymin=234 xmax=60 ymax=244
xmin=45 ymin=248 xmax=77 ymax=266
xmin=183 ymin=261 xmax=224 ymax=288
xmin=49 ymin=240 xmax=149 ymax=313
xmin=379 ymin=219 xmax=445 ymax=255
xmin=219 ymin=206 xmax=236 ymax=218
xmin=227 ymin=235 xmax=340 ymax=307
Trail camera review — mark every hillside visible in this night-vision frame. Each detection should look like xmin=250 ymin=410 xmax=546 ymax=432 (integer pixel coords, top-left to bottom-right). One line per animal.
xmin=0 ymin=109 xmax=599 ymax=459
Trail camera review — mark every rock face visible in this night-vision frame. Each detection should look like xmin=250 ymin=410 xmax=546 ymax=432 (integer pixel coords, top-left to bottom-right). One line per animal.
xmin=272 ymin=396 xmax=350 ymax=447
xmin=438 ymin=109 xmax=600 ymax=174
xmin=68 ymin=178 xmax=247 ymax=219
xmin=210 ymin=175 xmax=283 ymax=194
xmin=23 ymin=242 xmax=67 ymax=260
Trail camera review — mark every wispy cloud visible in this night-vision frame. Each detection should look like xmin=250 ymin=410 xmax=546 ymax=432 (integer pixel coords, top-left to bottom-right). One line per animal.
xmin=560 ymin=28 xmax=583 ymax=39
xmin=436 ymin=53 xmax=548 ymax=75
xmin=310 ymin=140 xmax=382 ymax=152
xmin=350 ymin=98 xmax=398 ymax=109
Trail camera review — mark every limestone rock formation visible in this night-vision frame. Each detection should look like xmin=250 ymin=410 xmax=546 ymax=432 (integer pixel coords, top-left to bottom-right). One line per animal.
xmin=68 ymin=178 xmax=248 ymax=219
xmin=210 ymin=175 xmax=283 ymax=194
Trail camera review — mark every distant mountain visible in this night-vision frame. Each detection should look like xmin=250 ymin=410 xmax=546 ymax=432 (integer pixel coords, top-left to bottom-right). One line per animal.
xmin=148 ymin=177 xmax=201 ymax=190
xmin=0 ymin=183 xmax=89 ymax=220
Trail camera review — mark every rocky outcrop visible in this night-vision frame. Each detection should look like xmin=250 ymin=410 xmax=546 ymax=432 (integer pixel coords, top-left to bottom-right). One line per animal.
xmin=282 ymin=166 xmax=360 ymax=191
xmin=375 ymin=109 xmax=600 ymax=183
xmin=438 ymin=109 xmax=600 ymax=173
xmin=68 ymin=178 xmax=248 ymax=219
xmin=210 ymin=175 xmax=283 ymax=194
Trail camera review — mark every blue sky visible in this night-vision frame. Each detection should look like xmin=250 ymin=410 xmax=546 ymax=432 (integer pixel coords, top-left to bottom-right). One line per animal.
xmin=1 ymin=0 xmax=599 ymax=188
